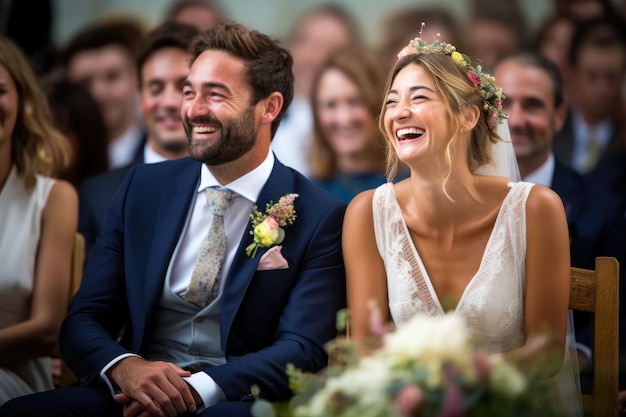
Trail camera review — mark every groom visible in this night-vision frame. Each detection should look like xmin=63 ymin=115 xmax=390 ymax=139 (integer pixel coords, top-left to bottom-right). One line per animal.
xmin=1 ymin=21 xmax=346 ymax=417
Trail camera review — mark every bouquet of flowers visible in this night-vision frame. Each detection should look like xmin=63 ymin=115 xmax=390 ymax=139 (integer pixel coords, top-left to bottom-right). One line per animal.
xmin=252 ymin=312 xmax=562 ymax=417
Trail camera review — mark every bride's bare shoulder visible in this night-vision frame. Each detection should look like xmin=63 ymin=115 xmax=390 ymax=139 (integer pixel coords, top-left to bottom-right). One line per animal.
xmin=525 ymin=183 xmax=566 ymax=218
xmin=346 ymin=188 xmax=377 ymax=215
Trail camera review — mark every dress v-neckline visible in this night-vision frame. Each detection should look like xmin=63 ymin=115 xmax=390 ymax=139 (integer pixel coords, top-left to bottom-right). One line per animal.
xmin=391 ymin=182 xmax=517 ymax=313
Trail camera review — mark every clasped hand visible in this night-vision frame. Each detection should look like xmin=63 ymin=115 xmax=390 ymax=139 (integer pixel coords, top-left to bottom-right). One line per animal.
xmin=109 ymin=356 xmax=200 ymax=417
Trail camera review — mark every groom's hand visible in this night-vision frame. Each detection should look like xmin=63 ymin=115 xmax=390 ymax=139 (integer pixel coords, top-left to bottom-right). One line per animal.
xmin=108 ymin=356 xmax=195 ymax=417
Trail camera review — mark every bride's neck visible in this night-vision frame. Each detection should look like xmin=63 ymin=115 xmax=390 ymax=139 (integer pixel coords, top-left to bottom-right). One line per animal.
xmin=407 ymin=171 xmax=482 ymax=224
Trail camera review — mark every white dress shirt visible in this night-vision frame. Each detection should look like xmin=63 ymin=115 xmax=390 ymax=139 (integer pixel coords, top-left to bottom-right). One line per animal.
xmin=522 ymin=153 xmax=554 ymax=187
xmin=270 ymin=94 xmax=312 ymax=177
xmin=108 ymin=123 xmax=144 ymax=169
xmin=170 ymin=152 xmax=274 ymax=295
xmin=143 ymin=144 xmax=167 ymax=164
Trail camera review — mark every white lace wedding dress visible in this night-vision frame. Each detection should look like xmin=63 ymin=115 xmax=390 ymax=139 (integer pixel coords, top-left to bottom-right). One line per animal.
xmin=373 ymin=181 xmax=582 ymax=416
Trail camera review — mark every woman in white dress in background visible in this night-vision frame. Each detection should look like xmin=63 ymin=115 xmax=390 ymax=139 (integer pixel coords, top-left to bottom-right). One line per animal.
xmin=0 ymin=35 xmax=77 ymax=405
xmin=342 ymin=29 xmax=582 ymax=415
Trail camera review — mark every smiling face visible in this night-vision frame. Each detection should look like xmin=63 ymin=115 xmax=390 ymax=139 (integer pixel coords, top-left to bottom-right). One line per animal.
xmin=383 ymin=63 xmax=452 ymax=168
xmin=67 ymin=45 xmax=138 ymax=140
xmin=494 ymin=60 xmax=565 ymax=176
xmin=0 ymin=63 xmax=17 ymax=153
xmin=315 ymin=68 xmax=377 ymax=160
xmin=139 ymin=47 xmax=190 ymax=158
xmin=182 ymin=49 xmax=263 ymax=168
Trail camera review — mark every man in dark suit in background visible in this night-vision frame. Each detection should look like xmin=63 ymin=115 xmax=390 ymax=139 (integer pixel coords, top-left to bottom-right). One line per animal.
xmin=78 ymin=21 xmax=198 ymax=255
xmin=552 ymin=16 xmax=626 ymax=178
xmin=0 ymin=20 xmax=347 ymax=417
xmin=493 ymin=50 xmax=626 ymax=397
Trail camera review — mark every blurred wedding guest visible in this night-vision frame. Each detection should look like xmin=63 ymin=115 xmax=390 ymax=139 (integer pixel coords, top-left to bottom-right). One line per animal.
xmin=534 ymin=13 xmax=576 ymax=102
xmin=0 ymin=36 xmax=78 ymax=406
xmin=78 ymin=21 xmax=198 ymax=256
xmin=379 ymin=5 xmax=465 ymax=70
xmin=552 ymin=15 xmax=626 ymax=176
xmin=164 ymin=0 xmax=224 ymax=32
xmin=57 ymin=17 xmax=146 ymax=170
xmin=45 ymin=78 xmax=109 ymax=190
xmin=466 ymin=1 xmax=527 ymax=70
xmin=271 ymin=4 xmax=359 ymax=177
xmin=493 ymin=51 xmax=626 ymax=395
xmin=309 ymin=44 xmax=404 ymax=203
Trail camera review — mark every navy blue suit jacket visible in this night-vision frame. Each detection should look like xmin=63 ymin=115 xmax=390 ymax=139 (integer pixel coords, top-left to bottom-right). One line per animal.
xmin=78 ymin=141 xmax=146 ymax=256
xmin=551 ymin=157 xmax=626 ymax=389
xmin=587 ymin=149 xmax=626 ymax=197
xmin=61 ymin=156 xmax=347 ymax=403
xmin=552 ymin=159 xmax=626 ymax=274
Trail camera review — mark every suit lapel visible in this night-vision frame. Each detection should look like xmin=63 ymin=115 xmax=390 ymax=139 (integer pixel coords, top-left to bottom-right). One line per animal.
xmin=142 ymin=161 xmax=201 ymax=320
xmin=551 ymin=160 xmax=583 ymax=240
xmin=219 ymin=160 xmax=296 ymax=346
xmin=554 ymin=111 xmax=575 ymax=164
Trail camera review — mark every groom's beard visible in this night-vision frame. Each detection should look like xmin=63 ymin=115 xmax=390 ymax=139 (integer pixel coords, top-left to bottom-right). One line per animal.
xmin=186 ymin=107 xmax=257 ymax=166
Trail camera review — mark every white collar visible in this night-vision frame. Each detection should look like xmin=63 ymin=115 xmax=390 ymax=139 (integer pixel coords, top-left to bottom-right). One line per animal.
xmin=198 ymin=150 xmax=274 ymax=203
xmin=523 ymin=153 xmax=555 ymax=187
xmin=143 ymin=144 xmax=167 ymax=164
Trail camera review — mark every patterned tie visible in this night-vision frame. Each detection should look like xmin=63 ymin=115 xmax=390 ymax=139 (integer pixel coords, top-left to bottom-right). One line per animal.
xmin=180 ymin=188 xmax=238 ymax=308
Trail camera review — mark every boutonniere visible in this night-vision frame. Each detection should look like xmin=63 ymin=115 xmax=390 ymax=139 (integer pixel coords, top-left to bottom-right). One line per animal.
xmin=245 ymin=193 xmax=299 ymax=258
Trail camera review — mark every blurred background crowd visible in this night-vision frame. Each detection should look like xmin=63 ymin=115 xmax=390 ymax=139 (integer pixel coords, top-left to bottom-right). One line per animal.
xmin=3 ymin=0 xmax=626 ymax=199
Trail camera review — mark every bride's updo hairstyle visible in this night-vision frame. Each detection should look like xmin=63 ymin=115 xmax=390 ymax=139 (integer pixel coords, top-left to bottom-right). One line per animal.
xmin=379 ymin=23 xmax=508 ymax=185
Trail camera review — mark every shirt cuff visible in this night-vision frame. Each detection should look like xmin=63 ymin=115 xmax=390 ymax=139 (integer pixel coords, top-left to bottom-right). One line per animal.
xmin=184 ymin=372 xmax=226 ymax=413
xmin=100 ymin=353 xmax=141 ymax=397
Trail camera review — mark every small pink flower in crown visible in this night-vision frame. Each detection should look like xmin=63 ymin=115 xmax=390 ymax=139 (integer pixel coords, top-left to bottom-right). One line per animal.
xmin=467 ymin=71 xmax=481 ymax=86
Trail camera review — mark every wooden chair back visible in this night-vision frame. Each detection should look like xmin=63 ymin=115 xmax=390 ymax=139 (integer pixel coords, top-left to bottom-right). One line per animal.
xmin=69 ymin=232 xmax=85 ymax=299
xmin=569 ymin=257 xmax=619 ymax=416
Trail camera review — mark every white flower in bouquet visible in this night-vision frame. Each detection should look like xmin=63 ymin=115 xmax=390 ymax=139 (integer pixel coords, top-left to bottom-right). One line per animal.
xmin=298 ymin=358 xmax=394 ymax=417
xmin=487 ymin=353 xmax=528 ymax=397
xmin=381 ymin=314 xmax=478 ymax=388
xmin=251 ymin=312 xmax=559 ymax=417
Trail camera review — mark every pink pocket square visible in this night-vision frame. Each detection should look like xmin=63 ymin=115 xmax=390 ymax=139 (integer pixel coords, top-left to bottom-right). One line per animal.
xmin=257 ymin=246 xmax=289 ymax=270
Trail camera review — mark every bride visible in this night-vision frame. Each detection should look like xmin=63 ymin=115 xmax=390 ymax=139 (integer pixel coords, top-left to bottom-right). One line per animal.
xmin=342 ymin=27 xmax=582 ymax=415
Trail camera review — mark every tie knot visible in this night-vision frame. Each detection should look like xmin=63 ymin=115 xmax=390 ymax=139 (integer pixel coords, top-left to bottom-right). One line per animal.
xmin=205 ymin=188 xmax=238 ymax=215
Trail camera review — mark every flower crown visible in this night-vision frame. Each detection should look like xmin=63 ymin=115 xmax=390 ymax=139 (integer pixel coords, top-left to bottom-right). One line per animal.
xmin=397 ymin=22 xmax=508 ymax=129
